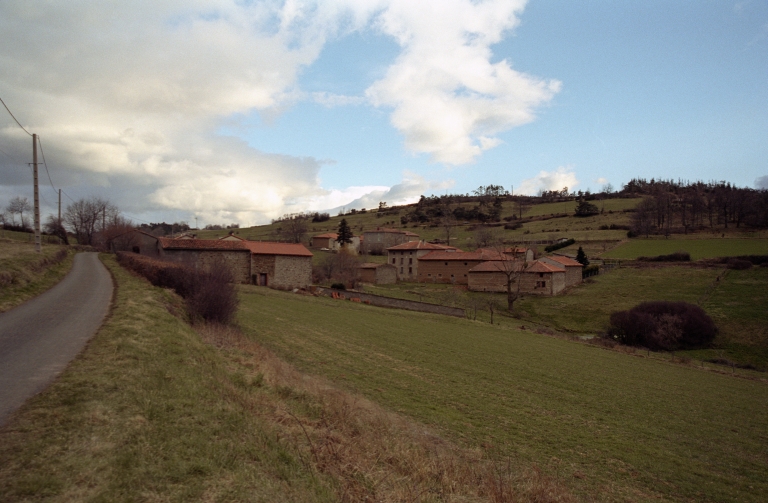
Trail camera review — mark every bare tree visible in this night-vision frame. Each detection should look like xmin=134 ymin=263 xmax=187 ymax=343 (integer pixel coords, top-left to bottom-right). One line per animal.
xmin=43 ymin=215 xmax=69 ymax=244
xmin=63 ymin=196 xmax=116 ymax=246
xmin=6 ymin=196 xmax=32 ymax=229
xmin=276 ymin=213 xmax=309 ymax=243
xmin=474 ymin=226 xmax=501 ymax=249
xmin=441 ymin=207 xmax=456 ymax=246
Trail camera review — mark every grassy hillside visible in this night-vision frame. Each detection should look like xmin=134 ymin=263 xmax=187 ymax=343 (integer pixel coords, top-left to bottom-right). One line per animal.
xmin=0 ymin=256 xmax=573 ymax=502
xmin=0 ymin=240 xmax=74 ymax=313
xmin=238 ymin=287 xmax=768 ymax=503
xmin=602 ymin=238 xmax=768 ymax=260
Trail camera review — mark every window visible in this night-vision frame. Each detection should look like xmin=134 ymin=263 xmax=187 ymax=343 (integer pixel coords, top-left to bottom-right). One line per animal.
xmin=409 ymin=258 xmax=412 ymax=264
xmin=464 ymin=262 xmax=467 ymax=266
xmin=409 ymin=267 xmax=412 ymax=273
xmin=400 ymin=258 xmax=404 ymax=265
xmin=392 ymin=258 xmax=396 ymax=264
xmin=445 ymin=262 xmax=448 ymax=266
xmin=428 ymin=273 xmax=432 ymax=277
xmin=539 ymin=273 xmax=544 ymax=278
xmin=400 ymin=267 xmax=403 ymax=273
xmin=438 ymin=274 xmax=443 ymax=277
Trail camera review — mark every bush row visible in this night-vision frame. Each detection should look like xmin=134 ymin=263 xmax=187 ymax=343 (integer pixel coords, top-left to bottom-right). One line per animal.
xmin=637 ymin=251 xmax=691 ymax=262
xmin=116 ymin=252 xmax=238 ymax=325
xmin=544 ymin=238 xmax=575 ymax=253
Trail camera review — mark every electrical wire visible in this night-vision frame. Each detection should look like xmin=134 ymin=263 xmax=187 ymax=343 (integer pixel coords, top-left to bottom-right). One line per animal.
xmin=0 ymin=97 xmax=33 ymax=136
xmin=36 ymin=137 xmax=59 ymax=194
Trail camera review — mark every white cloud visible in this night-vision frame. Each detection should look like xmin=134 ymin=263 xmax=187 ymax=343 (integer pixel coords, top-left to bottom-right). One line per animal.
xmin=595 ymin=177 xmax=609 ymax=185
xmin=518 ymin=165 xmax=579 ymax=195
xmin=312 ymin=92 xmax=367 ymax=107
xmin=0 ymin=0 xmax=556 ymax=225
xmin=365 ymin=0 xmax=560 ymax=164
xmin=755 ymin=175 xmax=768 ymax=190
xmin=322 ymin=172 xmax=454 ymax=214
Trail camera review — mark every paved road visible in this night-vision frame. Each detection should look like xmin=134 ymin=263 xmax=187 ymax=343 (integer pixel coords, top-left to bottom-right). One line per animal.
xmin=0 ymin=252 xmax=113 ymax=425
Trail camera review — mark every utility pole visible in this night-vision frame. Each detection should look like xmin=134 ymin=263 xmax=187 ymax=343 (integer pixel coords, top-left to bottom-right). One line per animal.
xmin=32 ymin=134 xmax=41 ymax=253
xmin=58 ymin=189 xmax=62 ymax=244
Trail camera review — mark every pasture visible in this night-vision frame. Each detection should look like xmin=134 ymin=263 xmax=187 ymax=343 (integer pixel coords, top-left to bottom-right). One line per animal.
xmin=601 ymin=238 xmax=768 ymax=260
xmin=238 ymin=287 xmax=768 ymax=503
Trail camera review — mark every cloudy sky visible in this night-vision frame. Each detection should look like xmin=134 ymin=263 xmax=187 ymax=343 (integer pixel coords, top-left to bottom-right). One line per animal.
xmin=1 ymin=1 xmax=766 ymax=227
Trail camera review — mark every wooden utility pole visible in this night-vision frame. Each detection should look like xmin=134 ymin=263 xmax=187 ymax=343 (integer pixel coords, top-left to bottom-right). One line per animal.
xmin=58 ymin=189 xmax=62 ymax=244
xmin=32 ymin=134 xmax=41 ymax=253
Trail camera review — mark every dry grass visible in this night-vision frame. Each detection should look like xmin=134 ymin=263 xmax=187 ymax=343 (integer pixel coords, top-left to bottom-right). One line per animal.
xmin=196 ymin=323 xmax=575 ymax=503
xmin=0 ymin=240 xmax=73 ymax=312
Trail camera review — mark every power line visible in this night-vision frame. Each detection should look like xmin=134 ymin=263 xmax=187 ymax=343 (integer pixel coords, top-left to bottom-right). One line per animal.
xmin=0 ymin=96 xmax=33 ymax=137
xmin=36 ymin=136 xmax=58 ymax=194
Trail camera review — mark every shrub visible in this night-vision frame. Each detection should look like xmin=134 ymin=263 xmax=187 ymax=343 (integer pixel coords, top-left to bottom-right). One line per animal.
xmin=186 ymin=260 xmax=239 ymax=325
xmin=637 ymin=251 xmax=691 ymax=262
xmin=544 ymin=238 xmax=575 ymax=253
xmin=727 ymin=259 xmax=752 ymax=270
xmin=330 ymin=283 xmax=346 ymax=290
xmin=605 ymin=301 xmax=717 ymax=351
xmin=116 ymin=252 xmax=238 ymax=325
xmin=504 ymin=222 xmax=522 ymax=230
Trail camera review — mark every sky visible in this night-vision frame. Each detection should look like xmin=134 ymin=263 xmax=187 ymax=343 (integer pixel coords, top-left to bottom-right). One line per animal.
xmin=1 ymin=0 xmax=767 ymax=227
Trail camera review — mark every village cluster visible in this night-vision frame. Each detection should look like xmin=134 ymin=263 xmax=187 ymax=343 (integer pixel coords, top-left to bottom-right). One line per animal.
xmin=115 ymin=226 xmax=583 ymax=297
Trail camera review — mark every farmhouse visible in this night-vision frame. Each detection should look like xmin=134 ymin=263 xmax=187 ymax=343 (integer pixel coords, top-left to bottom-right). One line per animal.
xmin=520 ymin=260 xmax=566 ymax=295
xmin=467 ymin=260 xmax=525 ymax=292
xmin=539 ymin=255 xmax=583 ymax=287
xmin=112 ymin=230 xmax=312 ymax=289
xmin=361 ymin=228 xmax=419 ymax=254
xmin=386 ymin=241 xmax=460 ymax=281
xmin=417 ymin=248 xmax=507 ymax=284
xmin=357 ymin=262 xmax=397 ymax=284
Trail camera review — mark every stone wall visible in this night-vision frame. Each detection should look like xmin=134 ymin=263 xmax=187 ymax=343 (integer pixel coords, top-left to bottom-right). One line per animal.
xmin=417 ymin=259 xmax=484 ymax=284
xmin=317 ymin=288 xmax=465 ymax=318
xmin=468 ymin=271 xmax=511 ymax=292
xmin=375 ymin=264 xmax=397 ymax=284
xmin=273 ymin=255 xmax=312 ymax=289
xmin=251 ymin=254 xmax=276 ymax=286
xmin=519 ymin=270 xmax=565 ymax=295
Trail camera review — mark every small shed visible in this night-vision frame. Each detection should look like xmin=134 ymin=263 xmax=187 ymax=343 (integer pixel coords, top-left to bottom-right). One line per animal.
xmin=357 ymin=262 xmax=397 ymax=284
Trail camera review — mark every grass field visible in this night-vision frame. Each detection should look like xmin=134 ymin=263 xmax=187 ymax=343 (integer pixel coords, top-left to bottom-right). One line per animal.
xmin=0 ymin=240 xmax=74 ymax=313
xmin=601 ymin=238 xmax=768 ymax=260
xmin=238 ymin=287 xmax=768 ymax=503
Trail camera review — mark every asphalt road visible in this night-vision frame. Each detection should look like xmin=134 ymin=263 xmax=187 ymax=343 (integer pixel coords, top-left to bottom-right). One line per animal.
xmin=0 ymin=252 xmax=113 ymax=426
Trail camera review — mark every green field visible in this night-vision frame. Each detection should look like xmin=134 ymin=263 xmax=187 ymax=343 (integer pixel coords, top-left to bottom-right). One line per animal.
xmin=238 ymin=287 xmax=768 ymax=503
xmin=602 ymin=238 xmax=768 ymax=260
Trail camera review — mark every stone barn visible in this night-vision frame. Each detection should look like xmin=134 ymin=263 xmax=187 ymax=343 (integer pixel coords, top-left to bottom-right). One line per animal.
xmin=386 ymin=241 xmax=459 ymax=281
xmin=245 ymin=241 xmax=313 ymax=289
xmin=540 ymin=255 xmax=583 ymax=287
xmin=357 ymin=262 xmax=397 ymax=284
xmin=467 ymin=260 xmax=524 ymax=292
xmin=520 ymin=261 xmax=566 ymax=295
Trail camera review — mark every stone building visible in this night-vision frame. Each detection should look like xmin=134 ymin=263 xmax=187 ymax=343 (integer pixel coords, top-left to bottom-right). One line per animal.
xmin=417 ymin=248 xmax=507 ymax=284
xmin=357 ymin=262 xmax=397 ymax=284
xmin=520 ymin=260 xmax=566 ymax=295
xmin=386 ymin=241 xmax=459 ymax=281
xmin=361 ymin=228 xmax=419 ymax=254
xmin=112 ymin=230 xmax=312 ymax=289
xmin=539 ymin=255 xmax=583 ymax=287
xmin=467 ymin=260 xmax=524 ymax=292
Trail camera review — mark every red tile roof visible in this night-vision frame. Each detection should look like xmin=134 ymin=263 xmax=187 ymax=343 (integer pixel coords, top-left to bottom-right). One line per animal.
xmin=525 ymin=260 xmax=565 ymax=273
xmin=243 ymin=241 xmax=314 ymax=257
xmin=469 ymin=260 xmax=524 ymax=273
xmin=386 ymin=241 xmax=459 ymax=251
xmin=219 ymin=234 xmax=245 ymax=241
xmin=313 ymin=233 xmax=338 ymax=239
xmin=544 ymin=255 xmax=583 ymax=267
xmin=358 ymin=262 xmax=393 ymax=269
xmin=159 ymin=238 xmax=313 ymax=257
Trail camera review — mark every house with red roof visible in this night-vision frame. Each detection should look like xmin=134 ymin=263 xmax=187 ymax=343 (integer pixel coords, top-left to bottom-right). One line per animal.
xmin=417 ymin=248 xmax=508 ymax=284
xmin=520 ymin=260 xmax=567 ymax=295
xmin=539 ymin=255 xmax=583 ymax=287
xmin=467 ymin=259 xmax=525 ymax=292
xmin=113 ymin=230 xmax=313 ymax=289
xmin=361 ymin=227 xmax=419 ymax=254
xmin=386 ymin=240 xmax=460 ymax=281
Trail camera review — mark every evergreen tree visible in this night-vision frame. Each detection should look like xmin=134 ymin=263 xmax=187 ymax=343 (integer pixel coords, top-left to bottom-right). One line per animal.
xmin=576 ymin=246 xmax=589 ymax=266
xmin=336 ymin=218 xmax=353 ymax=246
